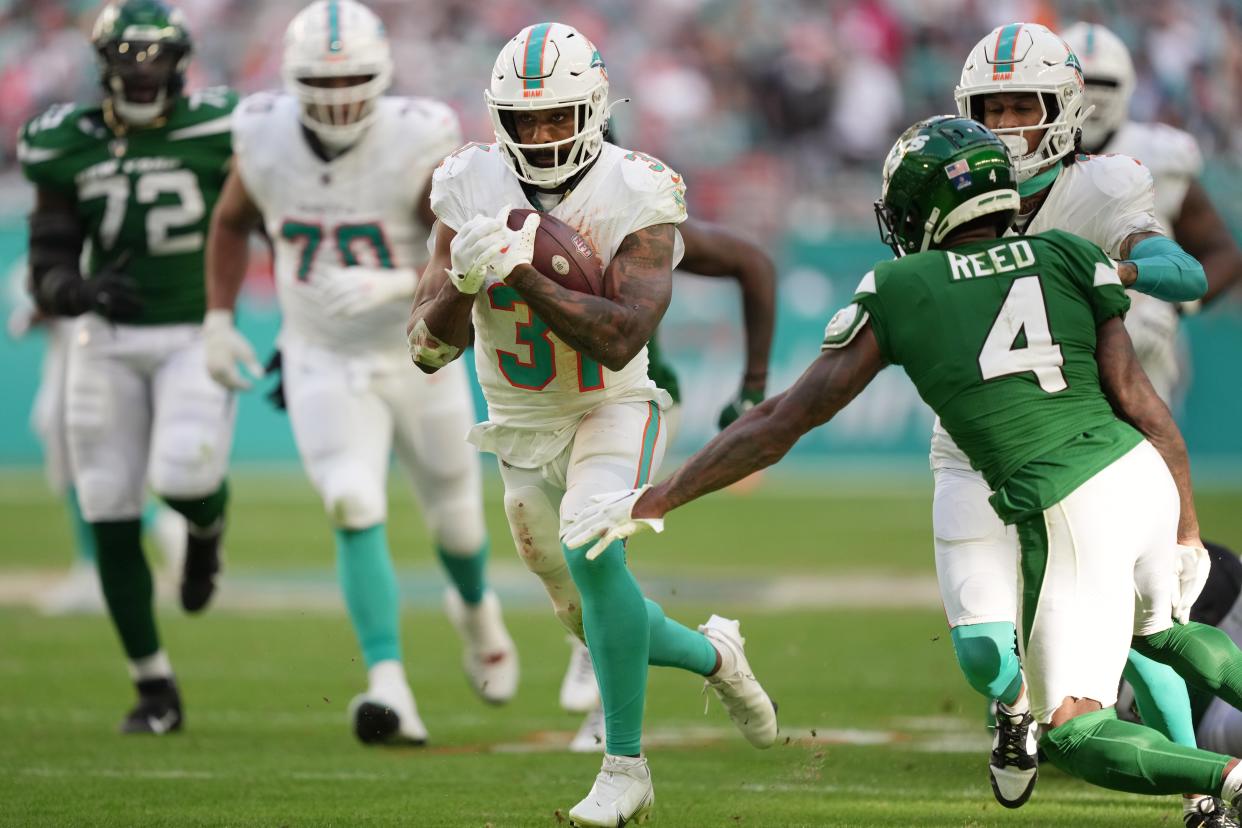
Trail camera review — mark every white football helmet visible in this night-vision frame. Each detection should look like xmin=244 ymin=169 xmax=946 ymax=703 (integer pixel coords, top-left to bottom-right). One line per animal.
xmin=282 ymin=0 xmax=392 ymax=150
xmin=954 ymin=23 xmax=1089 ymax=182
xmin=1061 ymin=23 xmax=1135 ymax=153
xmin=484 ymin=22 xmax=611 ymax=188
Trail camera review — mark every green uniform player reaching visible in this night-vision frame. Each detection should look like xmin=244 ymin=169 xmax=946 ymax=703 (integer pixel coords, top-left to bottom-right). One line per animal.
xmin=565 ymin=116 xmax=1242 ymax=813
xmin=19 ymin=0 xmax=239 ymax=734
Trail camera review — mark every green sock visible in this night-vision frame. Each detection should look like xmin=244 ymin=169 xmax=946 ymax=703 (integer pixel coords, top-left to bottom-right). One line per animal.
xmin=1041 ymin=707 xmax=1228 ymax=795
xmin=437 ymin=542 xmax=488 ymax=606
xmin=66 ymin=487 xmax=96 ymax=565
xmin=564 ymin=540 xmax=649 ymax=756
xmin=1134 ymin=622 xmax=1242 ymax=710
xmin=1124 ymin=649 xmax=1197 ymax=747
xmin=645 ymin=599 xmax=717 ymax=675
xmin=335 ymin=524 xmax=401 ymax=667
xmin=92 ymin=520 xmax=159 ymax=660
xmin=163 ymin=480 xmax=229 ymax=530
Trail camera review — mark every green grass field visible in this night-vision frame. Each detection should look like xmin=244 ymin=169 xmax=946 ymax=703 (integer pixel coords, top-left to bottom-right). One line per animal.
xmin=3 ymin=471 xmax=1242 ymax=827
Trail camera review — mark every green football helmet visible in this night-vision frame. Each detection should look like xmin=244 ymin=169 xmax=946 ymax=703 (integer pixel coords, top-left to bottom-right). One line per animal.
xmin=874 ymin=115 xmax=1019 ymax=257
xmin=92 ymin=0 xmax=192 ymax=126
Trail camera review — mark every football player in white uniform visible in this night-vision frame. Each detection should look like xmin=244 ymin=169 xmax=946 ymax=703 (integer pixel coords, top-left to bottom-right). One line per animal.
xmin=938 ymin=23 xmax=1225 ymax=823
xmin=408 ymin=22 xmax=777 ymax=826
xmin=1063 ymin=22 xmax=1242 ymax=406
xmin=204 ymin=0 xmax=515 ymax=746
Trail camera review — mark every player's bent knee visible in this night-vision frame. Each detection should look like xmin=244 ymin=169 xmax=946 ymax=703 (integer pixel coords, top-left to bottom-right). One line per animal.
xmin=320 ymin=469 xmax=386 ymax=530
xmin=149 ymin=429 xmax=228 ymax=499
xmin=503 ymin=485 xmax=563 ymax=576
xmin=427 ymin=494 xmax=487 ymax=555
xmin=951 ymin=622 xmax=1020 ymax=699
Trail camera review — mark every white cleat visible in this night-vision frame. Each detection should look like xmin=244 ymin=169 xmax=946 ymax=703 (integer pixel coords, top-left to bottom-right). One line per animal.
xmin=347 ymin=662 xmax=428 ymax=746
xmin=38 ymin=561 xmax=105 ymax=616
xmin=699 ymin=614 xmax=779 ymax=749
xmin=444 ymin=588 xmax=519 ymax=704
xmin=570 ymin=705 xmax=606 ymax=753
xmin=568 ymin=754 xmax=654 ymax=827
xmin=989 ymin=701 xmax=1038 ymax=808
xmin=561 ymin=636 xmax=601 ymax=713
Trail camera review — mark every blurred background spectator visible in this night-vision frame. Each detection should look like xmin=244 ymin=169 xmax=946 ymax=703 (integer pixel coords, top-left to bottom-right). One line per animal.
xmin=3 ymin=0 xmax=1242 ymax=237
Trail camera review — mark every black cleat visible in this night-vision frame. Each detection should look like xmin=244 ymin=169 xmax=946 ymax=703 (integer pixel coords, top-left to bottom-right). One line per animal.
xmin=181 ymin=520 xmax=223 ymax=613
xmin=120 ymin=678 xmax=183 ymax=735
xmin=988 ymin=703 xmax=1038 ymax=808
xmin=1186 ymin=797 xmax=1240 ymax=828
xmin=351 ymin=701 xmax=402 ymax=744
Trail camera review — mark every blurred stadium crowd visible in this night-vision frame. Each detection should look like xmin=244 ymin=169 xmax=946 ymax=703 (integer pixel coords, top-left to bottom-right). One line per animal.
xmin=2 ymin=0 xmax=1241 ymax=236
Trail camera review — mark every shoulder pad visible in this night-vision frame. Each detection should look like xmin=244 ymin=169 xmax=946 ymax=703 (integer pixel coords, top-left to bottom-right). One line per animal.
xmin=18 ymin=103 xmax=103 ymax=186
xmin=1076 ymin=153 xmax=1154 ymax=200
xmin=617 ymin=148 xmax=682 ymax=193
xmin=433 ymin=142 xmax=497 ymax=181
xmin=1136 ymin=122 xmax=1203 ymax=178
xmin=182 ymin=87 xmax=240 ymax=118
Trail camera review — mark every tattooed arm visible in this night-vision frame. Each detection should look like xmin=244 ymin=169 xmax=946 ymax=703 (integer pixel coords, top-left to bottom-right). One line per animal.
xmin=1096 ymin=315 xmax=1199 ymax=543
xmin=505 ymin=223 xmax=675 ymax=371
xmin=632 ymin=324 xmax=884 ymax=520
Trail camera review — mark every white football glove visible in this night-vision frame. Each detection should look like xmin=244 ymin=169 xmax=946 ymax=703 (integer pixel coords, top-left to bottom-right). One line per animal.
xmin=487 ymin=205 xmax=540 ymax=281
xmin=318 ymin=265 xmax=417 ymax=317
xmin=203 ymin=309 xmax=264 ymax=390
xmin=1173 ymin=543 xmax=1211 ymax=624
xmin=560 ymin=486 xmax=664 ymax=561
xmin=447 ymin=215 xmax=507 ymax=295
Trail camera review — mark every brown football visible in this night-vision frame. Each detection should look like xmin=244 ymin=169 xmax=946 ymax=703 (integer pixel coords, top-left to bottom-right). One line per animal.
xmin=507 ymin=208 xmax=605 ymax=295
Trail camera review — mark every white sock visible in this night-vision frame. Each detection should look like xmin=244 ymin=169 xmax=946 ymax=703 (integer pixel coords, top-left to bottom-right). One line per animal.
xmin=1219 ymin=762 xmax=1242 ymax=805
xmin=1184 ymin=794 xmax=1209 ymax=814
xmin=128 ymin=650 xmax=173 ymax=682
xmin=999 ymin=681 xmax=1030 ymax=717
xmin=368 ymin=659 xmax=406 ymax=693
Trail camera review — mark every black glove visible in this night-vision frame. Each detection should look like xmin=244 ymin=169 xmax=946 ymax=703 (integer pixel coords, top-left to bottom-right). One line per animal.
xmin=264 ymin=350 xmax=286 ymax=411
xmin=37 ymin=251 xmax=144 ymax=320
xmin=82 ymin=252 xmax=143 ymax=320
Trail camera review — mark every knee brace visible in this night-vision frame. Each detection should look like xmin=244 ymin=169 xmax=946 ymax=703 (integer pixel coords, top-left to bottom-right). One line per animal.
xmin=503 ymin=483 xmax=583 ymax=639
xmin=951 ymin=622 xmax=1022 ymax=702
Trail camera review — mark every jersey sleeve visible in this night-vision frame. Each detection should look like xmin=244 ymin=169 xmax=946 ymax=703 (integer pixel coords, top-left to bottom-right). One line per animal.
xmin=429 ymin=143 xmax=489 ymax=232
xmin=17 ymin=103 xmax=88 ymax=194
xmin=230 ymin=93 xmax=278 ymax=211
xmin=822 ymin=268 xmax=892 ymax=362
xmin=1042 ymin=229 xmax=1131 ymax=326
xmin=616 ymin=151 xmax=688 ymax=236
xmin=1081 ymin=155 xmax=1163 ymax=258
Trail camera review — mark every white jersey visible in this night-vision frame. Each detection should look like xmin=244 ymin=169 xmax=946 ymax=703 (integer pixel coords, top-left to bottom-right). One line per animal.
xmin=233 ymin=93 xmax=460 ymax=355
xmin=1106 ymin=121 xmax=1203 ymax=402
xmin=431 ymin=142 xmax=685 ymax=467
xmin=930 ymin=153 xmax=1164 ymax=471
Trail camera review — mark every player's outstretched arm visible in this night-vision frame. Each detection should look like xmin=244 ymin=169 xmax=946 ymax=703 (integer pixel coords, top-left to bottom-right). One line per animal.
xmin=407 ymin=222 xmax=474 ymax=374
xmin=203 ymin=166 xmax=266 ymax=390
xmin=1096 ymin=316 xmax=1199 ymax=544
xmin=206 ymin=166 xmax=263 ymax=313
xmin=1171 ymin=180 xmax=1242 ymax=305
xmin=635 ymin=324 xmax=884 ymax=521
xmin=507 ymin=223 xmax=676 ymax=371
xmin=678 ymin=219 xmax=777 ymax=398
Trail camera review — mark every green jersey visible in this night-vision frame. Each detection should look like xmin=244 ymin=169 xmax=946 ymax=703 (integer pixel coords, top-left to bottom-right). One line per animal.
xmin=823 ymin=229 xmax=1141 ymax=523
xmin=18 ymin=88 xmax=237 ymax=325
